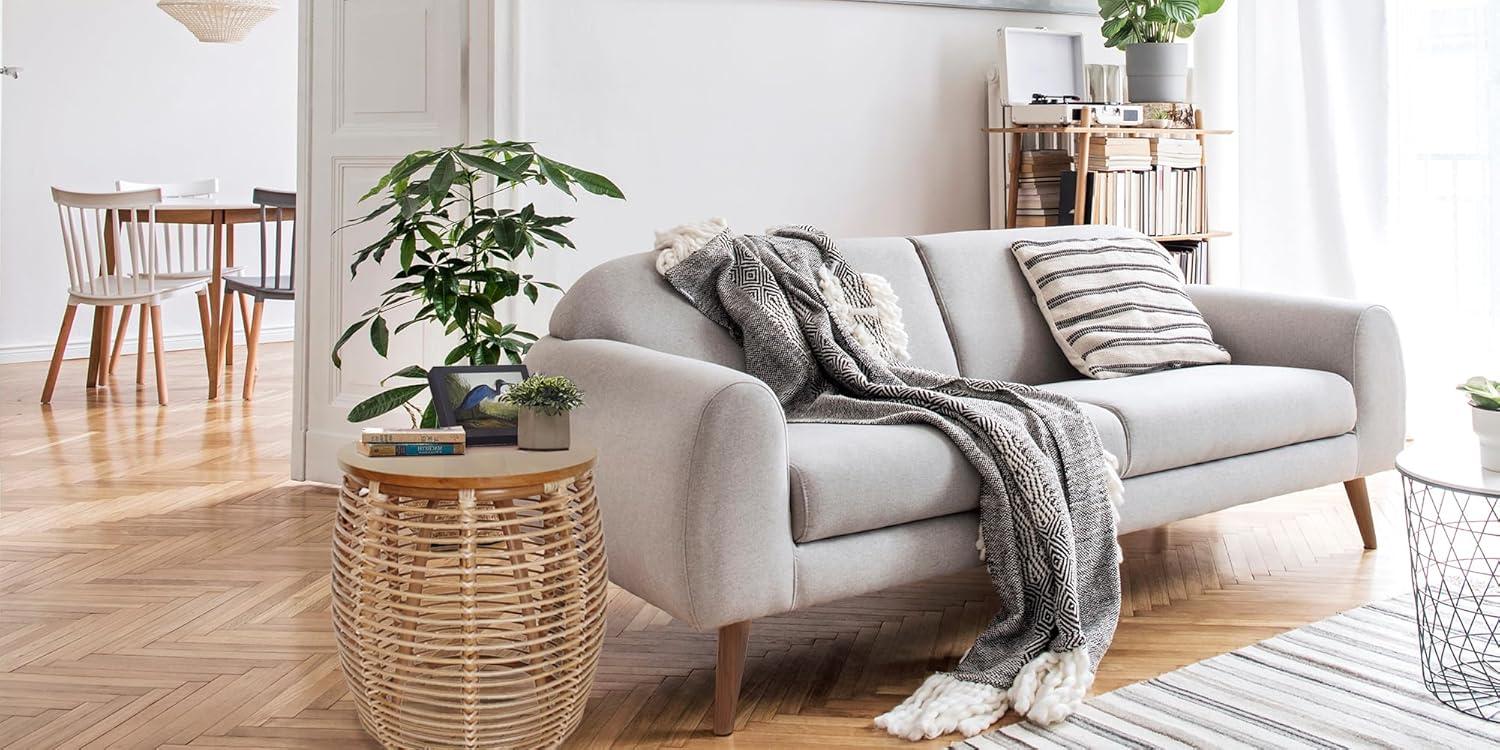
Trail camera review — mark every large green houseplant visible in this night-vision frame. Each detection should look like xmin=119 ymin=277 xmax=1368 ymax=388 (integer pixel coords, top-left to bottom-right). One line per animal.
xmin=1098 ymin=0 xmax=1225 ymax=103
xmin=331 ymin=141 xmax=623 ymax=426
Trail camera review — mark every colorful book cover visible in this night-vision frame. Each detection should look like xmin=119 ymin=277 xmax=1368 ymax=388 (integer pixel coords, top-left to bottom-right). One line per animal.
xmin=357 ymin=442 xmax=466 ymax=457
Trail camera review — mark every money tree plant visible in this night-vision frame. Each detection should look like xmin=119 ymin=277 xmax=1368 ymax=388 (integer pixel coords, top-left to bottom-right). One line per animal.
xmin=332 ymin=141 xmax=623 ymax=425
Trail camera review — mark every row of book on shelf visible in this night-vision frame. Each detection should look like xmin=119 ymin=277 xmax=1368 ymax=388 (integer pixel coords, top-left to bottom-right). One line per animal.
xmin=1014 ymin=136 xmax=1205 ymax=236
xmin=357 ymin=427 xmax=466 ymax=457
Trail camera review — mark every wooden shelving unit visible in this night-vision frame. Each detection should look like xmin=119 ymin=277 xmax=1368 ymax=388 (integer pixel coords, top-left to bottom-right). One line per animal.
xmin=988 ymin=108 xmax=1232 ymax=247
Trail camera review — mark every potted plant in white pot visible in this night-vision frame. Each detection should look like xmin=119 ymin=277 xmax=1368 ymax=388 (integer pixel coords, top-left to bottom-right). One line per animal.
xmin=1100 ymin=0 xmax=1226 ymax=104
xmin=1459 ymin=376 xmax=1500 ymax=471
xmin=503 ymin=375 xmax=585 ymax=451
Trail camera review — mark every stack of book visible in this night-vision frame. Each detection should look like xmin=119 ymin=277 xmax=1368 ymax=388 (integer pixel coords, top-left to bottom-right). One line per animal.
xmin=1151 ymin=137 xmax=1202 ymax=168
xmin=1087 ymin=137 xmax=1151 ymax=171
xmin=357 ymin=427 xmax=467 ymax=457
xmin=1058 ymin=167 xmax=1204 ymax=236
xmin=1014 ymin=149 xmax=1070 ymax=227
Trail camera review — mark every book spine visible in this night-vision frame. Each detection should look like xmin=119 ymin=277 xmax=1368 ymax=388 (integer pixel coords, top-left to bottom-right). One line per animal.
xmin=360 ymin=443 xmax=466 ymax=457
xmin=361 ymin=432 xmax=466 ymax=444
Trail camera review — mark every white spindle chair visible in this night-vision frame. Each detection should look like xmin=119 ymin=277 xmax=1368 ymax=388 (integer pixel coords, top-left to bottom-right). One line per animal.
xmin=113 ymin=178 xmax=232 ymax=378
xmin=42 ymin=187 xmax=213 ymax=406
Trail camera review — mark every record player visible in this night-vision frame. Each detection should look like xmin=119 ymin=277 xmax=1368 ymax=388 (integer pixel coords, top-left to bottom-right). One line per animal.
xmin=1009 ymin=94 xmax=1144 ymax=127
xmin=997 ymin=28 xmax=1143 ymax=127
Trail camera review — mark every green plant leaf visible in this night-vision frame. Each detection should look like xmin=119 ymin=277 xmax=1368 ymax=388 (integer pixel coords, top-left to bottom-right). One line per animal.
xmin=536 ymin=157 xmax=575 ymax=198
xmin=331 ymin=318 xmax=369 ymax=368
xmin=1142 ymin=5 xmax=1170 ymax=23
xmin=554 ymin=162 xmax=625 ymax=199
xmin=1098 ymin=0 xmax=1130 ymax=16
xmin=399 ymin=233 xmax=416 ymax=272
xmin=386 ymin=365 xmax=428 ymax=381
xmin=1174 ymin=20 xmax=1196 ymax=38
xmin=419 ymin=399 xmax=438 ymax=428
xmin=370 ymin=316 xmax=389 ymax=357
xmin=347 ymin=384 xmax=429 ymax=423
xmin=1198 ymin=0 xmax=1225 ymax=15
xmin=428 ymin=154 xmax=457 ymax=206
xmin=1102 ymin=17 xmax=1128 ymax=37
xmin=455 ymin=151 xmax=526 ymax=182
xmin=1160 ymin=0 xmax=1199 ymax=23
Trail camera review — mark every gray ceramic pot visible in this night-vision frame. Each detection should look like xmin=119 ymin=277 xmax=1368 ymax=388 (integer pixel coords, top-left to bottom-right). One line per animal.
xmin=1125 ymin=42 xmax=1189 ymax=103
xmin=518 ymin=408 xmax=571 ymax=451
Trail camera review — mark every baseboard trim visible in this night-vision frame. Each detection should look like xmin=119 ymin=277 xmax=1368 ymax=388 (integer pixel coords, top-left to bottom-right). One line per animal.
xmin=0 ymin=325 xmax=295 ymax=365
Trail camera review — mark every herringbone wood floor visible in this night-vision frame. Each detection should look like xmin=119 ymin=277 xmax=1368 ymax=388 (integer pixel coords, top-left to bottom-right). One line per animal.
xmin=0 ymin=342 xmax=1411 ymax=748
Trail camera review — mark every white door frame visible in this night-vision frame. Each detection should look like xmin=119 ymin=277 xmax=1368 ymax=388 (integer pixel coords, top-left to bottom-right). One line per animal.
xmin=292 ymin=0 xmax=496 ymax=482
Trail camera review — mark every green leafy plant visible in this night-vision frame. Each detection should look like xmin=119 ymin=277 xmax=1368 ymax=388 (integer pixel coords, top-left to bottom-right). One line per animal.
xmin=502 ymin=375 xmax=586 ymax=416
xmin=1459 ymin=376 xmax=1500 ymax=411
xmin=1099 ymin=0 xmax=1225 ymax=47
xmin=333 ymin=141 xmax=623 ymax=425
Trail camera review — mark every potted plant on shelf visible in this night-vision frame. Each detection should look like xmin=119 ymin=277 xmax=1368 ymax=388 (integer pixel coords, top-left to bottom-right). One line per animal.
xmin=331 ymin=141 xmax=623 ymax=426
xmin=1099 ymin=0 xmax=1225 ymax=104
xmin=1459 ymin=376 xmax=1500 ymax=471
xmin=503 ymin=375 xmax=585 ymax=451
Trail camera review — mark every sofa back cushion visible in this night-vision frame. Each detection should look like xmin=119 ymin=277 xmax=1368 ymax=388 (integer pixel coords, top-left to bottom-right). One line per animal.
xmin=548 ymin=237 xmax=961 ymax=375
xmin=913 ymin=226 xmax=1134 ymax=383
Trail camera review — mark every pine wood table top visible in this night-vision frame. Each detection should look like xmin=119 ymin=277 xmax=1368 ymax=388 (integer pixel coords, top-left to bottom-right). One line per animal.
xmin=337 ymin=441 xmax=596 ymax=489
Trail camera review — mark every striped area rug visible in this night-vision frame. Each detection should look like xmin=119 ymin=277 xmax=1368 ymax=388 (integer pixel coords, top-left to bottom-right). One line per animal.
xmin=964 ymin=597 xmax=1500 ymax=749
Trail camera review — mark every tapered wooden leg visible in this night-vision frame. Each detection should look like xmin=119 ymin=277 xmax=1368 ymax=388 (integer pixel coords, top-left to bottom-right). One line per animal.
xmin=242 ymin=299 xmax=265 ymax=400
xmin=149 ymin=305 xmax=168 ymax=406
xmin=714 ymin=621 xmax=750 ymax=736
xmin=42 ymin=304 xmax=80 ymax=404
xmin=237 ymin=292 xmax=252 ymax=348
xmin=1344 ymin=477 xmax=1377 ymax=550
xmin=218 ymin=291 xmax=235 ymax=382
xmin=85 ymin=306 xmax=103 ymax=389
xmin=136 ymin=303 xmax=149 ymax=385
xmin=195 ymin=292 xmax=213 ymax=383
xmin=107 ymin=305 xmax=133 ymax=377
xmin=94 ymin=306 xmax=114 ymax=387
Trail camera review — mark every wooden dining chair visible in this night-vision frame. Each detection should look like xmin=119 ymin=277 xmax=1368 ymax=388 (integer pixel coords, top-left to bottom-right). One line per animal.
xmin=222 ymin=188 xmax=296 ymax=400
xmin=113 ymin=178 xmax=228 ymax=377
xmin=42 ymin=187 xmax=213 ymax=406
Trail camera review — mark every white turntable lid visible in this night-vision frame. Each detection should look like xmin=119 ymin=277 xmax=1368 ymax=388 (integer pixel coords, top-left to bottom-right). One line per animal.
xmin=998 ymin=27 xmax=1086 ymax=106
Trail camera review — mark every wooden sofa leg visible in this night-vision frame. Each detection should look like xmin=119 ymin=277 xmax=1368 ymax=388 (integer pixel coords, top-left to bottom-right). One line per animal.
xmin=714 ymin=621 xmax=750 ymax=736
xmin=1344 ymin=477 xmax=1377 ymax=550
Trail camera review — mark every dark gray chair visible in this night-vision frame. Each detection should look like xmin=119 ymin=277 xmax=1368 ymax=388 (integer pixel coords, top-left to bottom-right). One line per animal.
xmin=223 ymin=188 xmax=295 ymax=399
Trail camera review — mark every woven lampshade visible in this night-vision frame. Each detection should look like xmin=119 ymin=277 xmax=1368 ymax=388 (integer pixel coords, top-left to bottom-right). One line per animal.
xmin=157 ymin=0 xmax=279 ymax=44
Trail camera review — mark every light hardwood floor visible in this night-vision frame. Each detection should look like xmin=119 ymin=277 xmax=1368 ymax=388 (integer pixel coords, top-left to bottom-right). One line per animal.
xmin=0 ymin=343 xmax=1411 ymax=748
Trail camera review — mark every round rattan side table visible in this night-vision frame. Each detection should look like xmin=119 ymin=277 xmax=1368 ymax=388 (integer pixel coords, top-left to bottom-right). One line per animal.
xmin=334 ymin=442 xmax=606 ymax=749
xmin=1398 ymin=442 xmax=1500 ymax=721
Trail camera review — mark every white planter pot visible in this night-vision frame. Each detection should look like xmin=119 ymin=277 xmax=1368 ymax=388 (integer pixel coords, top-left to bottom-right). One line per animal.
xmin=1125 ymin=42 xmax=1190 ymax=103
xmin=1475 ymin=407 xmax=1500 ymax=471
xmin=518 ymin=408 xmax=571 ymax=451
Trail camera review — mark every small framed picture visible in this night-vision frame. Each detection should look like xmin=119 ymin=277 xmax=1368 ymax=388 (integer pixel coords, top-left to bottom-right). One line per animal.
xmin=427 ymin=365 xmax=530 ymax=446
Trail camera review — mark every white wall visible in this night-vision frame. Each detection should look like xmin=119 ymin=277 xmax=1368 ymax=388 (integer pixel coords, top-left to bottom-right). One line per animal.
xmin=504 ymin=0 xmax=1113 ymax=332
xmin=0 ymin=0 xmax=297 ymax=363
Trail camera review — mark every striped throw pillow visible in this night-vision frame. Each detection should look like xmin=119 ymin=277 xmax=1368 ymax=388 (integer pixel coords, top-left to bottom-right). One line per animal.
xmin=1011 ymin=235 xmax=1229 ymax=379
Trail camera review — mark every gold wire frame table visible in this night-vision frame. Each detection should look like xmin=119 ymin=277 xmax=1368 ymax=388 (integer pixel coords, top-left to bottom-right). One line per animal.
xmin=334 ymin=443 xmax=606 ymax=749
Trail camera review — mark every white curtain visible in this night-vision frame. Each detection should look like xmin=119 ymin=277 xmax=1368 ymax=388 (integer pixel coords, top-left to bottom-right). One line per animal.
xmin=1235 ymin=0 xmax=1500 ymax=440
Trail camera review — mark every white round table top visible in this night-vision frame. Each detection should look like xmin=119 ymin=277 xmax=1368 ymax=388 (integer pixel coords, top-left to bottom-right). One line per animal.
xmin=338 ymin=440 xmax=596 ymax=489
xmin=1396 ymin=441 xmax=1500 ymax=495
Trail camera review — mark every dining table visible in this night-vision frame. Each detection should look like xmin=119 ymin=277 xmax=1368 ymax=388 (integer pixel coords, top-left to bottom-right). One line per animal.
xmin=94 ymin=198 xmax=296 ymax=400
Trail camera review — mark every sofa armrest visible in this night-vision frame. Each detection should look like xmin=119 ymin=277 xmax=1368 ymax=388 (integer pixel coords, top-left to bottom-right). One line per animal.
xmin=1188 ymin=285 xmax=1406 ymax=476
xmin=526 ymin=336 xmax=794 ymax=630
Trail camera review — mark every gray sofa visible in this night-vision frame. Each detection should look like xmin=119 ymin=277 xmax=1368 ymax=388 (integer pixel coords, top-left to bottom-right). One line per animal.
xmin=527 ymin=225 xmax=1405 ymax=735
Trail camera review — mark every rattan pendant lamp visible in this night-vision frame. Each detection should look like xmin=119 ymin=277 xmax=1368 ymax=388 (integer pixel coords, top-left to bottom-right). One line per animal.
xmin=157 ymin=0 xmax=279 ymax=44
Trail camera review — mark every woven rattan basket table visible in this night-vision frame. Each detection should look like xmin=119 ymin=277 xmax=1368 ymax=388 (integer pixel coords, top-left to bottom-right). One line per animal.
xmin=334 ymin=442 xmax=605 ymax=749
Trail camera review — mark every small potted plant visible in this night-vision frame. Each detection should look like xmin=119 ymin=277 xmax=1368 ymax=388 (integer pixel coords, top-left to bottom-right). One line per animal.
xmin=503 ymin=375 xmax=585 ymax=451
xmin=1100 ymin=0 xmax=1226 ymax=104
xmin=1459 ymin=376 xmax=1500 ymax=471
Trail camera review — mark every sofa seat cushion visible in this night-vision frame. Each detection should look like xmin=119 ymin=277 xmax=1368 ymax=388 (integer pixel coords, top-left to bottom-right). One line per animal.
xmin=1039 ymin=364 xmax=1356 ymax=478
xmin=788 ymin=402 xmax=1127 ymax=543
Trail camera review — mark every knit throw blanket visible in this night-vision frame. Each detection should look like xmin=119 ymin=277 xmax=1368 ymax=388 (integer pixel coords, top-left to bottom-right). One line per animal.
xmin=658 ymin=225 xmax=1124 ymax=740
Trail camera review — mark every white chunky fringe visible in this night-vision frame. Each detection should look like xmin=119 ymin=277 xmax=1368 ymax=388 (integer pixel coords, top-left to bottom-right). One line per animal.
xmin=653 ymin=218 xmax=729 ymax=275
xmin=978 ymin=450 xmax=1123 ymax=563
xmin=817 ymin=266 xmax=912 ymax=364
xmin=873 ymin=673 xmax=1010 ymax=741
xmin=858 ymin=272 xmax=911 ymax=363
xmin=873 ymin=648 xmax=1093 ymax=741
xmin=1007 ymin=647 xmax=1094 ymax=725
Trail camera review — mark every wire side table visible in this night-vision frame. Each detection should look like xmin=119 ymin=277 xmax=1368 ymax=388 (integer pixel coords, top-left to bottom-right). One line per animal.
xmin=1398 ymin=443 xmax=1500 ymax=721
xmin=334 ymin=443 xmax=606 ymax=749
